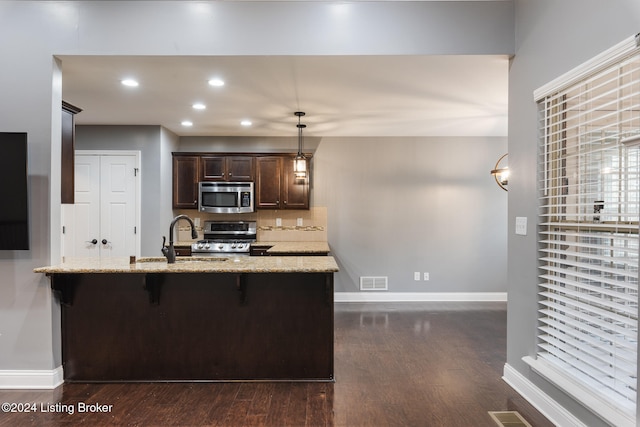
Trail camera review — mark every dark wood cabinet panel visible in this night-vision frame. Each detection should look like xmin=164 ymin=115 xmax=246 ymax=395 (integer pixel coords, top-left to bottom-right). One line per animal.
xmin=54 ymin=272 xmax=334 ymax=382
xmin=200 ymin=156 xmax=225 ymax=181
xmin=255 ymin=156 xmax=282 ymax=209
xmin=201 ymin=155 xmax=254 ymax=181
xmin=227 ymin=156 xmax=254 ymax=181
xmin=283 ymin=157 xmax=309 ymax=209
xmin=256 ymin=155 xmax=309 ymax=210
xmin=61 ymin=101 xmax=82 ymax=204
xmin=172 ymin=155 xmax=199 ymax=209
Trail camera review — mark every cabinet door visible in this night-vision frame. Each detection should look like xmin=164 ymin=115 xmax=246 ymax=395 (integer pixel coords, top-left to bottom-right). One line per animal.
xmin=227 ymin=156 xmax=255 ymax=181
xmin=61 ymin=101 xmax=82 ymax=204
xmin=255 ymin=157 xmax=282 ymax=209
xmin=200 ymin=156 xmax=226 ymax=181
xmin=173 ymin=155 xmax=199 ymax=209
xmin=283 ymin=157 xmax=309 ymax=209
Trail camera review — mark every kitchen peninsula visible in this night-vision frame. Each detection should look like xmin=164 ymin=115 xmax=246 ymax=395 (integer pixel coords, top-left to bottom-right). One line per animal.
xmin=35 ymin=256 xmax=338 ymax=382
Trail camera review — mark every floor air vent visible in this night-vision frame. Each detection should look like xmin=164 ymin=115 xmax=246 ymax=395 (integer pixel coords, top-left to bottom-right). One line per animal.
xmin=488 ymin=411 xmax=532 ymax=427
xmin=359 ymin=276 xmax=388 ymax=291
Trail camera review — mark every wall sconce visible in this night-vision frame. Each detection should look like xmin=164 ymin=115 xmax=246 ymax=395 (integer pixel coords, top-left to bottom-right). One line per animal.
xmin=490 ymin=153 xmax=509 ymax=191
xmin=294 ymin=111 xmax=307 ymax=179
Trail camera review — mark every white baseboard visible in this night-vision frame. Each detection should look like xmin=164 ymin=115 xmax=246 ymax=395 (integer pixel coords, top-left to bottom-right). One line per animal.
xmin=334 ymin=292 xmax=507 ymax=303
xmin=502 ymin=363 xmax=587 ymax=427
xmin=0 ymin=367 xmax=64 ymax=389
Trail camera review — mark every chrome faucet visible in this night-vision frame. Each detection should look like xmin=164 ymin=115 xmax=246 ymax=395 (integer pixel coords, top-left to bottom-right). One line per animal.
xmin=162 ymin=214 xmax=198 ymax=263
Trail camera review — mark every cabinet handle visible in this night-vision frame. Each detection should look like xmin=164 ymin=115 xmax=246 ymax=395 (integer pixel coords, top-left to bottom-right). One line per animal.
xmin=86 ymin=239 xmax=98 ymax=245
xmin=101 ymin=239 xmax=110 ymax=245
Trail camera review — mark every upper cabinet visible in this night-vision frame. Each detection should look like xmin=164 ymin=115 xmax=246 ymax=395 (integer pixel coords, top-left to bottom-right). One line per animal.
xmin=256 ymin=155 xmax=309 ymax=210
xmin=61 ymin=101 xmax=82 ymax=204
xmin=201 ymin=155 xmax=254 ymax=181
xmin=172 ymin=154 xmax=199 ymax=209
xmin=172 ymin=152 xmax=311 ymax=211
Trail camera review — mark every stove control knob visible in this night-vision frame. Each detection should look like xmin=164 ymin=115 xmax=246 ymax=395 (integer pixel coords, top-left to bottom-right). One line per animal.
xmin=197 ymin=243 xmax=204 ymax=249
xmin=204 ymin=243 xmax=210 ymax=249
xmin=231 ymin=243 xmax=237 ymax=249
xmin=218 ymin=244 xmax=225 ymax=250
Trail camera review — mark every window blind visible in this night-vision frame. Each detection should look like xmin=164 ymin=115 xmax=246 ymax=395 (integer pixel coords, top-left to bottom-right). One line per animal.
xmin=535 ymin=35 xmax=640 ymax=425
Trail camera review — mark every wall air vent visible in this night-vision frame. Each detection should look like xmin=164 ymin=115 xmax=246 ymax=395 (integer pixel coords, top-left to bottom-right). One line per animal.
xmin=359 ymin=276 xmax=388 ymax=291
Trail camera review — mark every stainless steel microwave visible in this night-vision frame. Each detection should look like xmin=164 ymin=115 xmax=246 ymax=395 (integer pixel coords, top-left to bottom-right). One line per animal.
xmin=198 ymin=182 xmax=254 ymax=214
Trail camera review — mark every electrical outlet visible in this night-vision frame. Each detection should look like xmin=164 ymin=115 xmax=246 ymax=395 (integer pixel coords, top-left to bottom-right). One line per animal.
xmin=424 ymin=272 xmax=430 ymax=281
xmin=414 ymin=272 xmax=421 ymax=281
xmin=276 ymin=218 xmax=282 ymax=227
xmin=297 ymin=218 xmax=303 ymax=226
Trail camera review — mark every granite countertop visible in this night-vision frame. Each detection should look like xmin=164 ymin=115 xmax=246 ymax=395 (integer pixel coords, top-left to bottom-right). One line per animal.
xmin=253 ymin=241 xmax=330 ymax=254
xmin=34 ymin=255 xmax=339 ymax=274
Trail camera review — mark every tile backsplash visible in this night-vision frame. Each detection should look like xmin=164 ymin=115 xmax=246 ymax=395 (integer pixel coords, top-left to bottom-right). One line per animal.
xmin=175 ymin=207 xmax=327 ymax=242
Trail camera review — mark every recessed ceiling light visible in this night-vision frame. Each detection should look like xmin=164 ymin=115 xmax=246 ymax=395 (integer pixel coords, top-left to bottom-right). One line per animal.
xmin=121 ymin=78 xmax=139 ymax=87
xmin=181 ymin=120 xmax=193 ymax=127
xmin=208 ymin=78 xmax=225 ymax=87
xmin=192 ymin=103 xmax=206 ymax=110
xmin=240 ymin=120 xmax=252 ymax=127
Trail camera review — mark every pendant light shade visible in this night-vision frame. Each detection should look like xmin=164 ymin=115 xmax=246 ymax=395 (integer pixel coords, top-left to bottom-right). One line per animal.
xmin=294 ymin=111 xmax=307 ymax=178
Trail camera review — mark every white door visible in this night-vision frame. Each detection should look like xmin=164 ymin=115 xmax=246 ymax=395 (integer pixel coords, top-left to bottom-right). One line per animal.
xmin=62 ymin=152 xmax=139 ymax=258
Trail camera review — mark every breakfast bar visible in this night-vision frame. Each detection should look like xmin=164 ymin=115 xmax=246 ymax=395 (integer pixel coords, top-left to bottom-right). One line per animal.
xmin=35 ymin=256 xmax=338 ymax=383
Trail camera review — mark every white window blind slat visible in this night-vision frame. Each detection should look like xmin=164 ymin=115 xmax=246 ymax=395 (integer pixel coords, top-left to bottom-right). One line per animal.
xmin=539 ymin=291 xmax=637 ymax=327
xmin=539 ymin=309 xmax=637 ymax=353
xmin=535 ymin=35 xmax=640 ymax=423
xmin=538 ymin=330 xmax=637 ymax=381
xmin=539 ymin=272 xmax=638 ymax=302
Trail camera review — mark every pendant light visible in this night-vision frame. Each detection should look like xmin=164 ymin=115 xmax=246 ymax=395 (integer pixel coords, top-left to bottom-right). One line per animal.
xmin=294 ymin=111 xmax=307 ymax=178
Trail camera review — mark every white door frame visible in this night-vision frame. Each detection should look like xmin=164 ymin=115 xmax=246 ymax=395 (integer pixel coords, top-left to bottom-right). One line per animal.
xmin=61 ymin=150 xmax=141 ymax=259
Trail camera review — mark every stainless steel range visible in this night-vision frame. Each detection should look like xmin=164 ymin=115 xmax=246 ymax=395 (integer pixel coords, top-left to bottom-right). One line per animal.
xmin=191 ymin=220 xmax=256 ymax=255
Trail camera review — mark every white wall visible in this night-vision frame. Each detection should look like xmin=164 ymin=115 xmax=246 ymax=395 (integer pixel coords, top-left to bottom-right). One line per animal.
xmin=0 ymin=0 xmax=513 ymax=375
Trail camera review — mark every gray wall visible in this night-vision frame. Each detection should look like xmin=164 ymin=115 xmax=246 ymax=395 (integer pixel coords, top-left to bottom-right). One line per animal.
xmin=0 ymin=0 xmax=514 ymax=374
xmin=313 ymin=136 xmax=507 ymax=292
xmin=507 ymin=1 xmax=640 ymax=426
xmin=75 ymin=125 xmax=166 ymax=256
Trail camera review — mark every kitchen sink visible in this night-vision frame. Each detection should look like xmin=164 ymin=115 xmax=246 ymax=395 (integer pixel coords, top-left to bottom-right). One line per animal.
xmin=136 ymin=256 xmax=229 ymax=263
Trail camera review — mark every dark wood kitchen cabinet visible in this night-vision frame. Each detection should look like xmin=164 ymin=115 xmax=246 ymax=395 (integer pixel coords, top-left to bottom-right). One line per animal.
xmin=255 ymin=156 xmax=282 ymax=209
xmin=200 ymin=155 xmax=254 ymax=181
xmin=255 ymin=155 xmax=309 ymax=210
xmin=172 ymin=152 xmax=310 ymax=210
xmin=61 ymin=101 xmax=82 ymax=204
xmin=172 ymin=155 xmax=199 ymax=209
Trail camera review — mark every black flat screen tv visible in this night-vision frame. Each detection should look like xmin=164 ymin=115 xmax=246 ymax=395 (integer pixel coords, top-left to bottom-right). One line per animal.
xmin=0 ymin=132 xmax=29 ymax=250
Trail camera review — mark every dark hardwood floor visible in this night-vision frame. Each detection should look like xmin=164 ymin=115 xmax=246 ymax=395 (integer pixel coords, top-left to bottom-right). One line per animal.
xmin=0 ymin=302 xmax=552 ymax=427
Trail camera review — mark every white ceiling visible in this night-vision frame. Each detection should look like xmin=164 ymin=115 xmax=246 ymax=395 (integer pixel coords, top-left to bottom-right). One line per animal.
xmin=59 ymin=55 xmax=509 ymax=138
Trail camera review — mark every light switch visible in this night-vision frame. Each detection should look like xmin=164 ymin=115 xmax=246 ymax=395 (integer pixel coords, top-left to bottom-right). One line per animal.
xmin=515 ymin=217 xmax=527 ymax=236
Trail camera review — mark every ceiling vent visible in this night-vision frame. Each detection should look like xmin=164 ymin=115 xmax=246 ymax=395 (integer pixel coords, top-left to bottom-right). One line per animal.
xmin=359 ymin=276 xmax=388 ymax=291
